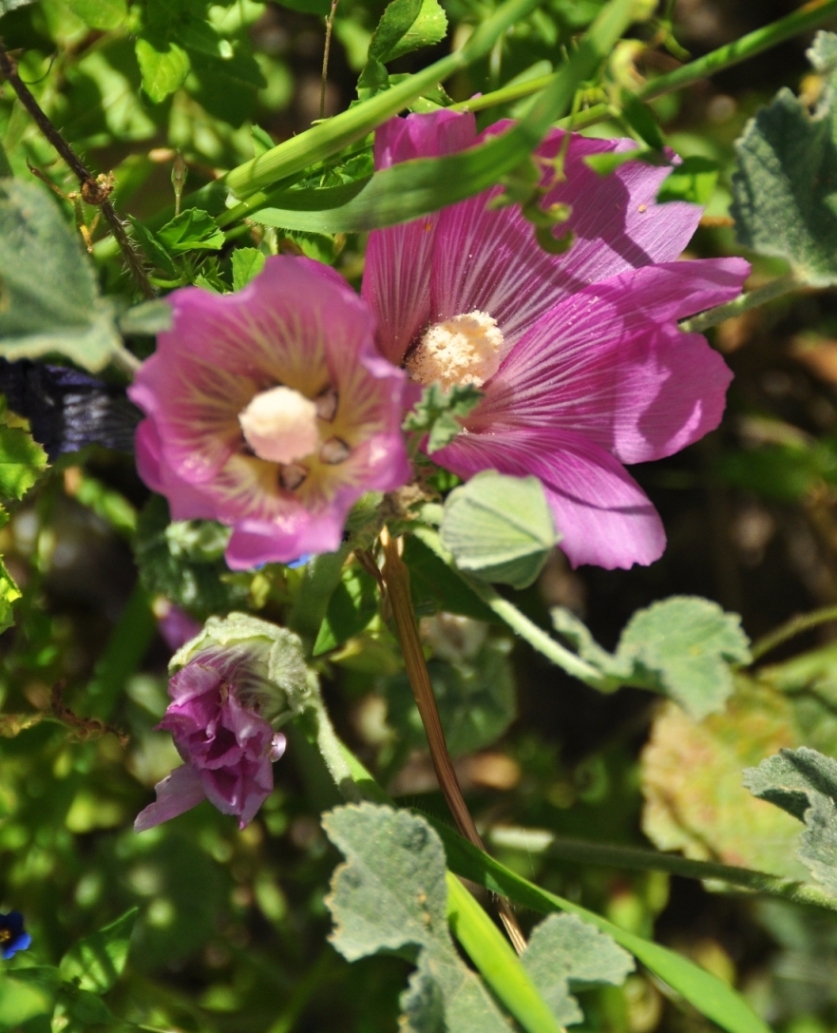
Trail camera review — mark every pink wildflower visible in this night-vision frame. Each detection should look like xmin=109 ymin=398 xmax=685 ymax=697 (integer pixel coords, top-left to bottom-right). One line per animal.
xmin=129 ymin=256 xmax=410 ymax=569
xmin=361 ymin=111 xmax=750 ymax=569
xmin=135 ymin=651 xmax=286 ymax=831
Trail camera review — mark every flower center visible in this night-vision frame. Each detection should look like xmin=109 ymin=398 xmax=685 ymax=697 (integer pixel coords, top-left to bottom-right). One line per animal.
xmin=239 ymin=386 xmax=319 ymax=465
xmin=0 ymin=929 xmax=10 ymax=945
xmin=406 ymin=310 xmax=503 ymax=390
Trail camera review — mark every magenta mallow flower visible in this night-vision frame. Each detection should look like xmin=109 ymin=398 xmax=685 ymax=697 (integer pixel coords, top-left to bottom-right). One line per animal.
xmin=129 ymin=256 xmax=410 ymax=569
xmin=362 ymin=111 xmax=750 ymax=569
xmin=135 ymin=652 xmax=286 ymax=831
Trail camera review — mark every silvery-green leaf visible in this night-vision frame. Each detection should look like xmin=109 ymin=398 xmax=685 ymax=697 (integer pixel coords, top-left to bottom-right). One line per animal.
xmin=522 ymin=914 xmax=634 ymax=1025
xmin=744 ymin=747 xmax=837 ymax=895
xmin=731 ymin=30 xmax=837 ymax=285
xmin=0 ymin=181 xmax=122 ymax=372
xmin=440 ymin=471 xmax=559 ymax=589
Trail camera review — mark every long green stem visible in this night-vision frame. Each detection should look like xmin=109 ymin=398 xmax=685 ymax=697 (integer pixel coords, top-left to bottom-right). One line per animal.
xmin=412 ymin=527 xmax=611 ymax=689
xmin=486 ymin=826 xmax=837 ymax=913
xmin=750 ymin=603 xmax=837 ymax=663
xmin=679 ymin=272 xmax=800 ymax=334
xmin=453 ymin=0 xmax=837 ymax=115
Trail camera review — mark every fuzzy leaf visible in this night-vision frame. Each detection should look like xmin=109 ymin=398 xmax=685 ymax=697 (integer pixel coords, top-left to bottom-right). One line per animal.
xmin=553 ymin=596 xmax=751 ymax=718
xmin=58 ymin=908 xmax=138 ymax=994
xmin=440 ymin=471 xmax=559 ymax=589
xmin=731 ymin=31 xmax=837 ymax=285
xmin=0 ymin=180 xmax=122 ymax=373
xmin=744 ymin=747 xmax=837 ymax=895
xmin=522 ymin=914 xmax=633 ymax=1025
xmin=323 ymin=803 xmax=513 ymax=1033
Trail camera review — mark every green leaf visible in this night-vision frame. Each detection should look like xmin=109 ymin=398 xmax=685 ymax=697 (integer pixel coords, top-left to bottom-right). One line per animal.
xmin=65 ymin=0 xmax=128 ymax=30
xmin=135 ymin=35 xmax=191 ymax=103
xmin=621 ymin=95 xmax=665 ymax=151
xmin=522 ymin=914 xmax=634 ymax=1025
xmin=231 ymin=247 xmax=266 ymax=290
xmin=118 ymin=299 xmax=173 ymax=336
xmin=368 ymin=0 xmax=448 ymax=64
xmin=657 ymin=155 xmax=719 ymax=205
xmin=313 ymin=564 xmax=379 ymax=656
xmin=403 ymin=533 xmax=497 ymax=623
xmin=128 ymin=217 xmax=177 ymax=276
xmin=272 ymin=0 xmax=330 ymax=15
xmin=0 ymin=180 xmax=122 ymax=373
xmin=386 ymin=638 xmax=516 ymax=755
xmin=432 ymin=821 xmax=773 ymax=1033
xmin=440 ymin=471 xmax=558 ymax=589
xmin=157 ymin=208 xmax=225 ymax=252
xmin=744 ymin=747 xmax=837 ymax=895
xmin=323 ymin=803 xmax=560 ymax=1033
xmin=731 ymin=30 xmax=837 ymax=285
xmin=0 ymin=423 xmax=48 ymax=501
xmin=0 ymin=556 xmax=22 ymax=636
xmin=58 ymin=907 xmax=138 ymax=994
xmin=553 ymin=596 xmax=751 ymax=719
xmin=0 ymin=967 xmax=59 ymax=1026
xmin=134 ymin=496 xmax=251 ymax=619
xmin=403 ymin=383 xmax=482 ymax=454
xmin=52 ymin=986 xmax=114 ymax=1031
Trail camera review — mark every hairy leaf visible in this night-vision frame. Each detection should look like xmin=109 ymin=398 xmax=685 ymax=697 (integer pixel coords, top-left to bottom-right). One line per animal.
xmin=731 ymin=31 xmax=837 ymax=285
xmin=553 ymin=596 xmax=751 ymax=718
xmin=323 ymin=803 xmax=523 ymax=1033
xmin=522 ymin=914 xmax=633 ymax=1025
xmin=0 ymin=180 xmax=122 ymax=373
xmin=441 ymin=472 xmax=559 ymax=589
xmin=744 ymin=746 xmax=837 ymax=895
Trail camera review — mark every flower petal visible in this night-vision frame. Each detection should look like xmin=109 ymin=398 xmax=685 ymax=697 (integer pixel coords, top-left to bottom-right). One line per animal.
xmin=430 ymin=128 xmax=703 ymax=348
xmin=134 ymin=763 xmax=207 ymax=832
xmin=362 ymin=110 xmax=478 ymax=363
xmin=434 ymin=427 xmax=665 ymax=569
xmin=476 ymin=259 xmax=747 ymax=463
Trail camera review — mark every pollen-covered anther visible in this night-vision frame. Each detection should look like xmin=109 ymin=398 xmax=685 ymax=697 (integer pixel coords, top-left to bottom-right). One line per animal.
xmin=279 ymin=463 xmax=308 ymax=491
xmin=407 ymin=310 xmax=503 ymax=390
xmin=239 ymin=386 xmax=319 ymax=465
xmin=320 ymin=437 xmax=351 ymax=465
xmin=315 ymin=387 xmax=339 ymax=422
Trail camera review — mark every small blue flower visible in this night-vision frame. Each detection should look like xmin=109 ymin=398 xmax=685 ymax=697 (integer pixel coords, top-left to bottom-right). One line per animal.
xmin=0 ymin=911 xmax=31 ymax=959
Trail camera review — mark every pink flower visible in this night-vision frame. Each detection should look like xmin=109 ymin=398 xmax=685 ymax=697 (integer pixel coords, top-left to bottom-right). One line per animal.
xmin=135 ymin=652 xmax=286 ymax=831
xmin=129 ymin=256 xmax=410 ymax=570
xmin=361 ymin=112 xmax=750 ymax=569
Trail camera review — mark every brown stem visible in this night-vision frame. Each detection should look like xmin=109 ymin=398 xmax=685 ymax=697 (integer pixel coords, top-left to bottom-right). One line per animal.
xmin=0 ymin=40 xmax=154 ymax=300
xmin=319 ymin=0 xmax=340 ymax=121
xmin=380 ymin=528 xmax=527 ymax=954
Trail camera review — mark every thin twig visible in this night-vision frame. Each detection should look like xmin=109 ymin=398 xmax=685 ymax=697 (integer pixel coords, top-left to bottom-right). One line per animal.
xmin=319 ymin=0 xmax=340 ymax=121
xmin=0 ymin=39 xmax=154 ymax=300
xmin=379 ymin=528 xmax=528 ymax=954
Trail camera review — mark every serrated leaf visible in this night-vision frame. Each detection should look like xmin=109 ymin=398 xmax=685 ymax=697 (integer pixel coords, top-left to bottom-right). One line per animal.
xmin=0 ymin=180 xmax=122 ymax=373
xmin=744 ymin=747 xmax=837 ymax=895
xmin=323 ymin=804 xmax=520 ymax=1033
xmin=0 ymin=423 xmax=48 ymax=501
xmin=58 ymin=907 xmax=138 ymax=994
xmin=231 ymin=247 xmax=266 ymax=291
xmin=522 ymin=914 xmax=633 ymax=1025
xmin=440 ymin=471 xmax=559 ymax=589
xmin=157 ymin=209 xmax=225 ymax=253
xmin=731 ymin=30 xmax=837 ymax=285
xmin=65 ymin=0 xmax=127 ymax=29
xmin=135 ymin=36 xmax=191 ymax=103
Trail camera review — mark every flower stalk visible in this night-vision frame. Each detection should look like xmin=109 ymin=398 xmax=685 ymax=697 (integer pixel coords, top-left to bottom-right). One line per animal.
xmin=379 ymin=527 xmax=527 ymax=954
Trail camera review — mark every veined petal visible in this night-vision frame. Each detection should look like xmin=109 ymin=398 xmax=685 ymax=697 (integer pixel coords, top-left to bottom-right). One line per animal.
xmin=430 ymin=128 xmax=703 ymax=348
xmin=134 ymin=764 xmax=207 ymax=832
xmin=363 ymin=110 xmax=477 ymax=364
xmin=476 ymin=260 xmax=747 ymax=463
xmin=434 ymin=427 xmax=665 ymax=569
